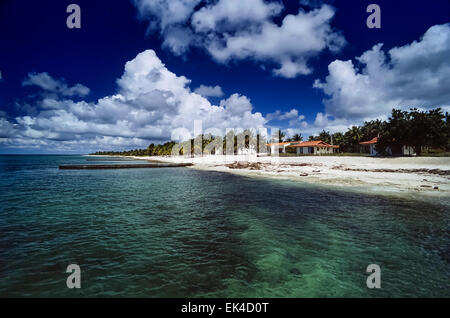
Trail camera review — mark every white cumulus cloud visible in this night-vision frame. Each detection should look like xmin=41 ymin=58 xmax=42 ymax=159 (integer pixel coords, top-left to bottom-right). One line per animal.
xmin=1 ymin=50 xmax=266 ymax=152
xmin=191 ymin=0 xmax=283 ymax=32
xmin=132 ymin=0 xmax=201 ymax=32
xmin=194 ymin=85 xmax=224 ymax=97
xmin=314 ymin=23 xmax=450 ymax=121
xmin=266 ymin=108 xmax=308 ymax=128
xmin=205 ymin=5 xmax=345 ymax=78
xmin=23 ymin=72 xmax=90 ymax=97
xmin=132 ymin=0 xmax=345 ymax=78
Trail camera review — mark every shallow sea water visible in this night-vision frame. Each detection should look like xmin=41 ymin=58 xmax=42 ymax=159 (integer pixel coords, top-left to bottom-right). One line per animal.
xmin=0 ymin=155 xmax=448 ymax=297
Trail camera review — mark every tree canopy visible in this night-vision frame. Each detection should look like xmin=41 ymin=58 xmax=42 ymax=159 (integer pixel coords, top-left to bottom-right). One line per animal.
xmin=92 ymin=108 xmax=449 ymax=157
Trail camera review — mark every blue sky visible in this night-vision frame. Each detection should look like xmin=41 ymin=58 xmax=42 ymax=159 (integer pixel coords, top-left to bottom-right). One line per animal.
xmin=0 ymin=0 xmax=449 ymax=153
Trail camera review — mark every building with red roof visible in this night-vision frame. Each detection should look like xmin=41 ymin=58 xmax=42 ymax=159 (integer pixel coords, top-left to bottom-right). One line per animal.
xmin=359 ymin=137 xmax=416 ymax=156
xmin=287 ymin=140 xmax=339 ymax=155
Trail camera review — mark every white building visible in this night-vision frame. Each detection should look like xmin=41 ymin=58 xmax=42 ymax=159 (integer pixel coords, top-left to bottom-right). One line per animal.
xmin=287 ymin=140 xmax=339 ymax=155
xmin=359 ymin=137 xmax=379 ymax=156
xmin=359 ymin=137 xmax=416 ymax=156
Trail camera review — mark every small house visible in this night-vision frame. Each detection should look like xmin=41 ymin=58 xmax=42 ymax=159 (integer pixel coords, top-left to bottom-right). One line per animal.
xmin=287 ymin=140 xmax=339 ymax=155
xmin=359 ymin=137 xmax=416 ymax=156
xmin=359 ymin=137 xmax=379 ymax=156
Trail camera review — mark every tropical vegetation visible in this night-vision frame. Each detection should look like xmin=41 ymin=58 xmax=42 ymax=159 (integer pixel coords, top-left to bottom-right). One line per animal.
xmin=91 ymin=108 xmax=450 ymax=157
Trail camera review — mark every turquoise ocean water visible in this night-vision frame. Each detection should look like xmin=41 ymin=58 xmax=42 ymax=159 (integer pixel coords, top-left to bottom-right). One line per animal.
xmin=0 ymin=155 xmax=448 ymax=297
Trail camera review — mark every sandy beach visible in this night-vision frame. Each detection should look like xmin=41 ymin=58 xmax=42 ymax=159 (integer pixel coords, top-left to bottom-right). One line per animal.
xmin=119 ymin=155 xmax=450 ymax=196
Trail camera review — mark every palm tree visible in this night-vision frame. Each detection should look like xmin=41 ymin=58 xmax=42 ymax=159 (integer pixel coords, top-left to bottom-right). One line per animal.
xmin=318 ymin=130 xmax=331 ymax=144
xmin=276 ymin=130 xmax=286 ymax=142
xmin=344 ymin=126 xmax=362 ymax=152
xmin=362 ymin=119 xmax=384 ymax=140
xmin=292 ymin=133 xmax=303 ymax=142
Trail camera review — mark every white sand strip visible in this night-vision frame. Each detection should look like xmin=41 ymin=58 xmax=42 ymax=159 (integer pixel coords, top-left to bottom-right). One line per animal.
xmin=101 ymin=155 xmax=450 ymax=196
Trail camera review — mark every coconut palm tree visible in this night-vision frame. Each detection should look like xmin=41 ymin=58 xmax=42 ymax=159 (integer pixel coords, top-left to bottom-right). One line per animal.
xmin=292 ymin=133 xmax=303 ymax=142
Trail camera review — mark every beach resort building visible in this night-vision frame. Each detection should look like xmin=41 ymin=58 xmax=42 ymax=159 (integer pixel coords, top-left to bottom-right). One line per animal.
xmin=287 ymin=140 xmax=339 ymax=155
xmin=359 ymin=137 xmax=379 ymax=156
xmin=359 ymin=137 xmax=416 ymax=156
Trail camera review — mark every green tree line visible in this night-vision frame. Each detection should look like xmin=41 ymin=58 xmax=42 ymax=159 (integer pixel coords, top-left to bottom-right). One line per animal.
xmin=303 ymin=108 xmax=449 ymax=154
xmin=91 ymin=108 xmax=450 ymax=157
